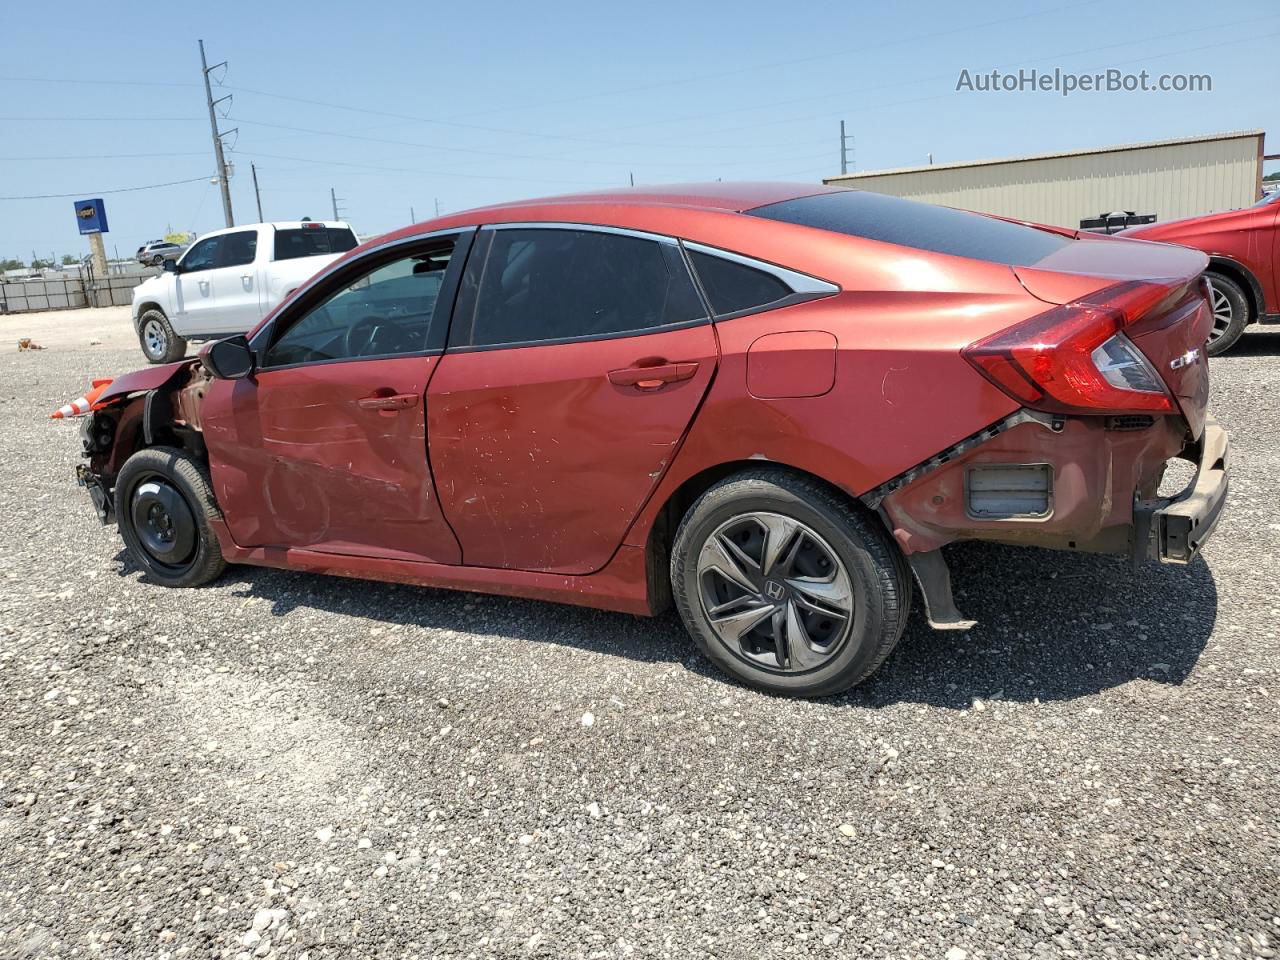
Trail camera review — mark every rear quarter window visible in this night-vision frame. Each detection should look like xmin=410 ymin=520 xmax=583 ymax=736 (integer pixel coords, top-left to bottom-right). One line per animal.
xmin=750 ymin=191 xmax=1071 ymax=267
xmin=274 ymin=227 xmax=359 ymax=262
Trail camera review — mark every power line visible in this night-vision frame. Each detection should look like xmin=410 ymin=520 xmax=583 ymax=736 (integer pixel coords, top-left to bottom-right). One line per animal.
xmin=0 ymin=175 xmax=213 ymax=201
xmin=232 ymin=149 xmax=616 ymax=186
xmin=0 ymin=151 xmax=208 ymax=161
xmin=567 ymin=13 xmax=1275 ymax=142
xmin=661 ymin=22 xmax=1280 ymax=142
xmin=0 ymin=76 xmax=198 ymax=88
xmin=447 ymin=0 xmax=1107 ymax=123
xmin=224 ymin=116 xmax=831 ymax=168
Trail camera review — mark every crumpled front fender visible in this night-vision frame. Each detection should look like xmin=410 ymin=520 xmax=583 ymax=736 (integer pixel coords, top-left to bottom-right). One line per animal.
xmin=96 ymin=359 xmax=199 ymax=406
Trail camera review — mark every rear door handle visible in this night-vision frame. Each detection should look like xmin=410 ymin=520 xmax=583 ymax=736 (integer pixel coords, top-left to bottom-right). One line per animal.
xmin=608 ymin=361 xmax=698 ymax=389
xmin=357 ymin=392 xmax=420 ymax=411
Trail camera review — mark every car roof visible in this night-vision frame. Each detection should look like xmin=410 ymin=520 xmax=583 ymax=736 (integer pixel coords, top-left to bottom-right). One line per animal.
xmin=195 ymin=220 xmax=352 ymax=240
xmin=467 ymin=181 xmax=842 ymax=216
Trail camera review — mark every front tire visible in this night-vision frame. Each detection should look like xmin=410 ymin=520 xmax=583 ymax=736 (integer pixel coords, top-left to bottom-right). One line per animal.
xmin=670 ymin=469 xmax=911 ymax=698
xmin=116 ymin=446 xmax=227 ymax=588
xmin=137 ymin=308 xmax=186 ymax=364
xmin=1205 ymin=272 xmax=1250 ymax=356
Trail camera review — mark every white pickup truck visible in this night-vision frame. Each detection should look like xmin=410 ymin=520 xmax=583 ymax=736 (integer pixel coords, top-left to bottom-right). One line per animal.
xmin=131 ymin=220 xmax=358 ymax=362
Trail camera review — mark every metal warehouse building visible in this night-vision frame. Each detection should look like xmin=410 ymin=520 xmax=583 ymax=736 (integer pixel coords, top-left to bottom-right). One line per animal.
xmin=823 ymin=129 xmax=1267 ymax=229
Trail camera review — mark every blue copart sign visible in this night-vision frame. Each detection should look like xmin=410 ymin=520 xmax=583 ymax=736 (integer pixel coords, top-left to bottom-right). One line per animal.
xmin=74 ymin=199 xmax=108 ymax=235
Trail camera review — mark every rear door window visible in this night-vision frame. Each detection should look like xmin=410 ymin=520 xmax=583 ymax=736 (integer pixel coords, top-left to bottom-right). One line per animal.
xmin=687 ymin=250 xmax=793 ymax=316
xmin=750 ymin=190 xmax=1072 ymax=266
xmin=274 ymin=226 xmax=359 ymax=261
xmin=218 ymin=230 xmax=258 ymax=268
xmin=454 ymin=227 xmax=706 ymax=349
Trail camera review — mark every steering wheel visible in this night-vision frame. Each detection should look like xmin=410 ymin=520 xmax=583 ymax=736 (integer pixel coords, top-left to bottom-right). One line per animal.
xmin=344 ymin=314 xmax=386 ymax=357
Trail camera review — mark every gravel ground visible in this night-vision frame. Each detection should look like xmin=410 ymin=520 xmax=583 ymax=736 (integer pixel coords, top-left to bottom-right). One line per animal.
xmin=1 ymin=310 xmax=1277 ymax=960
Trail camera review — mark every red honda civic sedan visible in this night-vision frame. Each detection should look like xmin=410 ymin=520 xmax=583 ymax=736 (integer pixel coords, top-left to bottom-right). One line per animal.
xmin=65 ymin=183 xmax=1228 ymax=697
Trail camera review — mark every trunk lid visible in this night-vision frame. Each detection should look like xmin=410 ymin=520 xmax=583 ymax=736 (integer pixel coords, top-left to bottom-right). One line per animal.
xmin=1013 ymin=234 xmax=1212 ymax=437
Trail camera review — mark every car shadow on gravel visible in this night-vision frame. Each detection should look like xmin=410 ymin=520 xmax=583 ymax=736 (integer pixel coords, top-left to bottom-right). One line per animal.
xmin=116 ymin=534 xmax=1216 ymax=710
xmin=847 ymin=540 xmax=1217 ymax=710
xmin=1227 ymin=329 xmax=1280 ymax=357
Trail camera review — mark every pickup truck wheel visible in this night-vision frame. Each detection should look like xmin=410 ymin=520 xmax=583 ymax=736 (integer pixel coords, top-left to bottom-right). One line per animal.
xmin=116 ymin=446 xmax=227 ymax=588
xmin=138 ymin=308 xmax=186 ymax=364
xmin=670 ymin=469 xmax=911 ymax=698
xmin=1205 ymin=272 xmax=1249 ymax=356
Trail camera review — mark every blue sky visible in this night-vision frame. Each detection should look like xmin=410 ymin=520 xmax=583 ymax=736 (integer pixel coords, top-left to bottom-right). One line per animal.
xmin=1 ymin=0 xmax=1276 ymax=260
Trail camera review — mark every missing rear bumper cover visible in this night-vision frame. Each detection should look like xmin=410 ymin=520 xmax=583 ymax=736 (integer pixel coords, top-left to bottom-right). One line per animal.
xmin=1132 ymin=419 xmax=1229 ymax=565
xmin=861 ymin=409 xmax=1060 ymax=511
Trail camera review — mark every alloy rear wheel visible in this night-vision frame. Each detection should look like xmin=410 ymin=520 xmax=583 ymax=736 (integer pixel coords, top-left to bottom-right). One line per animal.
xmin=1204 ymin=272 xmax=1249 ymax=356
xmin=671 ymin=469 xmax=911 ymax=698
xmin=697 ymin=512 xmax=854 ymax=673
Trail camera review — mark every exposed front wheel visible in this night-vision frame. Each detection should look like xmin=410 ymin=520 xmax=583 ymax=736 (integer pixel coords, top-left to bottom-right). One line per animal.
xmin=670 ymin=470 xmax=911 ymax=697
xmin=137 ymin=308 xmax=187 ymax=364
xmin=116 ymin=447 xmax=227 ymax=588
xmin=1205 ymin=272 xmax=1250 ymax=356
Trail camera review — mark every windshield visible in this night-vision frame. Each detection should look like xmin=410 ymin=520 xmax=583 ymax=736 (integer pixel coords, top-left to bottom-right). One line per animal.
xmin=1251 ymin=190 xmax=1280 ymax=207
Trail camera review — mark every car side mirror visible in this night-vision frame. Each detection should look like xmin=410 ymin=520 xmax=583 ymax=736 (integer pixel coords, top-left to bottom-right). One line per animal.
xmin=201 ymin=335 xmax=255 ymax=380
xmin=162 ymin=258 xmax=179 ymax=273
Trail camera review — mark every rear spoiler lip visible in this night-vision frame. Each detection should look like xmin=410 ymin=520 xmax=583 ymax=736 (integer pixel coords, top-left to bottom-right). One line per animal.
xmin=1012 ymin=238 xmax=1208 ymax=307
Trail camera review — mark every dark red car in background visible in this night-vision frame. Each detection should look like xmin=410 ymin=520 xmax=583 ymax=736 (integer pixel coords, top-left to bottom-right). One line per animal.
xmin=64 ymin=183 xmax=1228 ymax=698
xmin=1121 ymin=191 xmax=1280 ymax=354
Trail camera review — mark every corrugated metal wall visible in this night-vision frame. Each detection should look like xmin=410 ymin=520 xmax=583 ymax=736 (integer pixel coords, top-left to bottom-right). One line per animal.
xmin=824 ymin=133 xmax=1263 ymax=228
xmin=0 ymin=265 xmax=158 ymax=314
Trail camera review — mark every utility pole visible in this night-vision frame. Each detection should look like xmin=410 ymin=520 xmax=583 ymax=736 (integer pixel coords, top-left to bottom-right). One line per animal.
xmin=330 ymin=187 xmax=346 ymax=221
xmin=251 ymin=162 xmax=264 ymax=222
xmin=434 ymin=198 xmax=440 ymax=217
xmin=839 ymin=121 xmax=855 ymax=176
xmin=410 ymin=206 xmax=416 ymax=223
xmin=199 ymin=40 xmax=235 ymax=227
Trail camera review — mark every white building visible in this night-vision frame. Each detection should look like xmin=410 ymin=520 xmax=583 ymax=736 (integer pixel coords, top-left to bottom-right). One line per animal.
xmin=823 ymin=130 xmax=1267 ymax=228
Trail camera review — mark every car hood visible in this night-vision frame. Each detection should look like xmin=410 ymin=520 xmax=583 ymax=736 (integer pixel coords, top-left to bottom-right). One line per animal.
xmin=133 ymin=274 xmax=164 ymax=299
xmin=1118 ymin=208 xmax=1245 ymax=239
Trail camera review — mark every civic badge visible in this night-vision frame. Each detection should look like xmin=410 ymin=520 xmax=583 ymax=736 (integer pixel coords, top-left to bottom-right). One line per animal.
xmin=1170 ymin=348 xmax=1200 ymax=370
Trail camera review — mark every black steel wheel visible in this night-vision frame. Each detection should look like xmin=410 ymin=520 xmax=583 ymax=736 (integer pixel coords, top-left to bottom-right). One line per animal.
xmin=671 ymin=469 xmax=911 ymax=697
xmin=116 ymin=447 xmax=227 ymax=588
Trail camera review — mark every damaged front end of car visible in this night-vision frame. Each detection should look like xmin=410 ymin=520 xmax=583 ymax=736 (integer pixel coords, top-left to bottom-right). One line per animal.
xmin=61 ymin=359 xmax=214 ymax=527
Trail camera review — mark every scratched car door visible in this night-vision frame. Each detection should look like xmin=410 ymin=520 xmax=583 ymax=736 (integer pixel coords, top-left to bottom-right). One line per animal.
xmin=427 ymin=225 xmax=719 ymax=575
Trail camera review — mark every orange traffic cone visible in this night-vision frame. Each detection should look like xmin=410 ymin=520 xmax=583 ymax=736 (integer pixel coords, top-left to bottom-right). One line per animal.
xmin=50 ymin=379 xmax=113 ymax=420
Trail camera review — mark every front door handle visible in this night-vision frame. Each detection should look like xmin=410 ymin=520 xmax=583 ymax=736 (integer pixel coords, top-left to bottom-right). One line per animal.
xmin=608 ymin=361 xmax=698 ymax=389
xmin=357 ymin=392 xmax=420 ymax=412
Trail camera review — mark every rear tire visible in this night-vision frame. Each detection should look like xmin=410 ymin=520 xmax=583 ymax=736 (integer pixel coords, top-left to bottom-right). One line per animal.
xmin=670 ymin=469 xmax=911 ymax=698
xmin=138 ymin=307 xmax=186 ymax=364
xmin=116 ymin=446 xmax=227 ymax=588
xmin=1205 ymin=272 xmax=1250 ymax=356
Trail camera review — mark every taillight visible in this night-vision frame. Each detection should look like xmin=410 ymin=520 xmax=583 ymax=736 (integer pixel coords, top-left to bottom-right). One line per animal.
xmin=962 ymin=288 xmax=1176 ymax=415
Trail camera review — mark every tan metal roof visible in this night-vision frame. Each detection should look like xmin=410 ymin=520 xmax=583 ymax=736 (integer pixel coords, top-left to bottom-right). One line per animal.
xmin=827 ymin=130 xmax=1266 ymax=181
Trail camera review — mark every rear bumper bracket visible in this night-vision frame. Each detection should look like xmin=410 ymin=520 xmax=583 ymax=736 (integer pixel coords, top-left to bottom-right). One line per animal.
xmin=1133 ymin=418 xmax=1229 ymax=565
xmin=906 ymin=549 xmax=977 ymax=631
